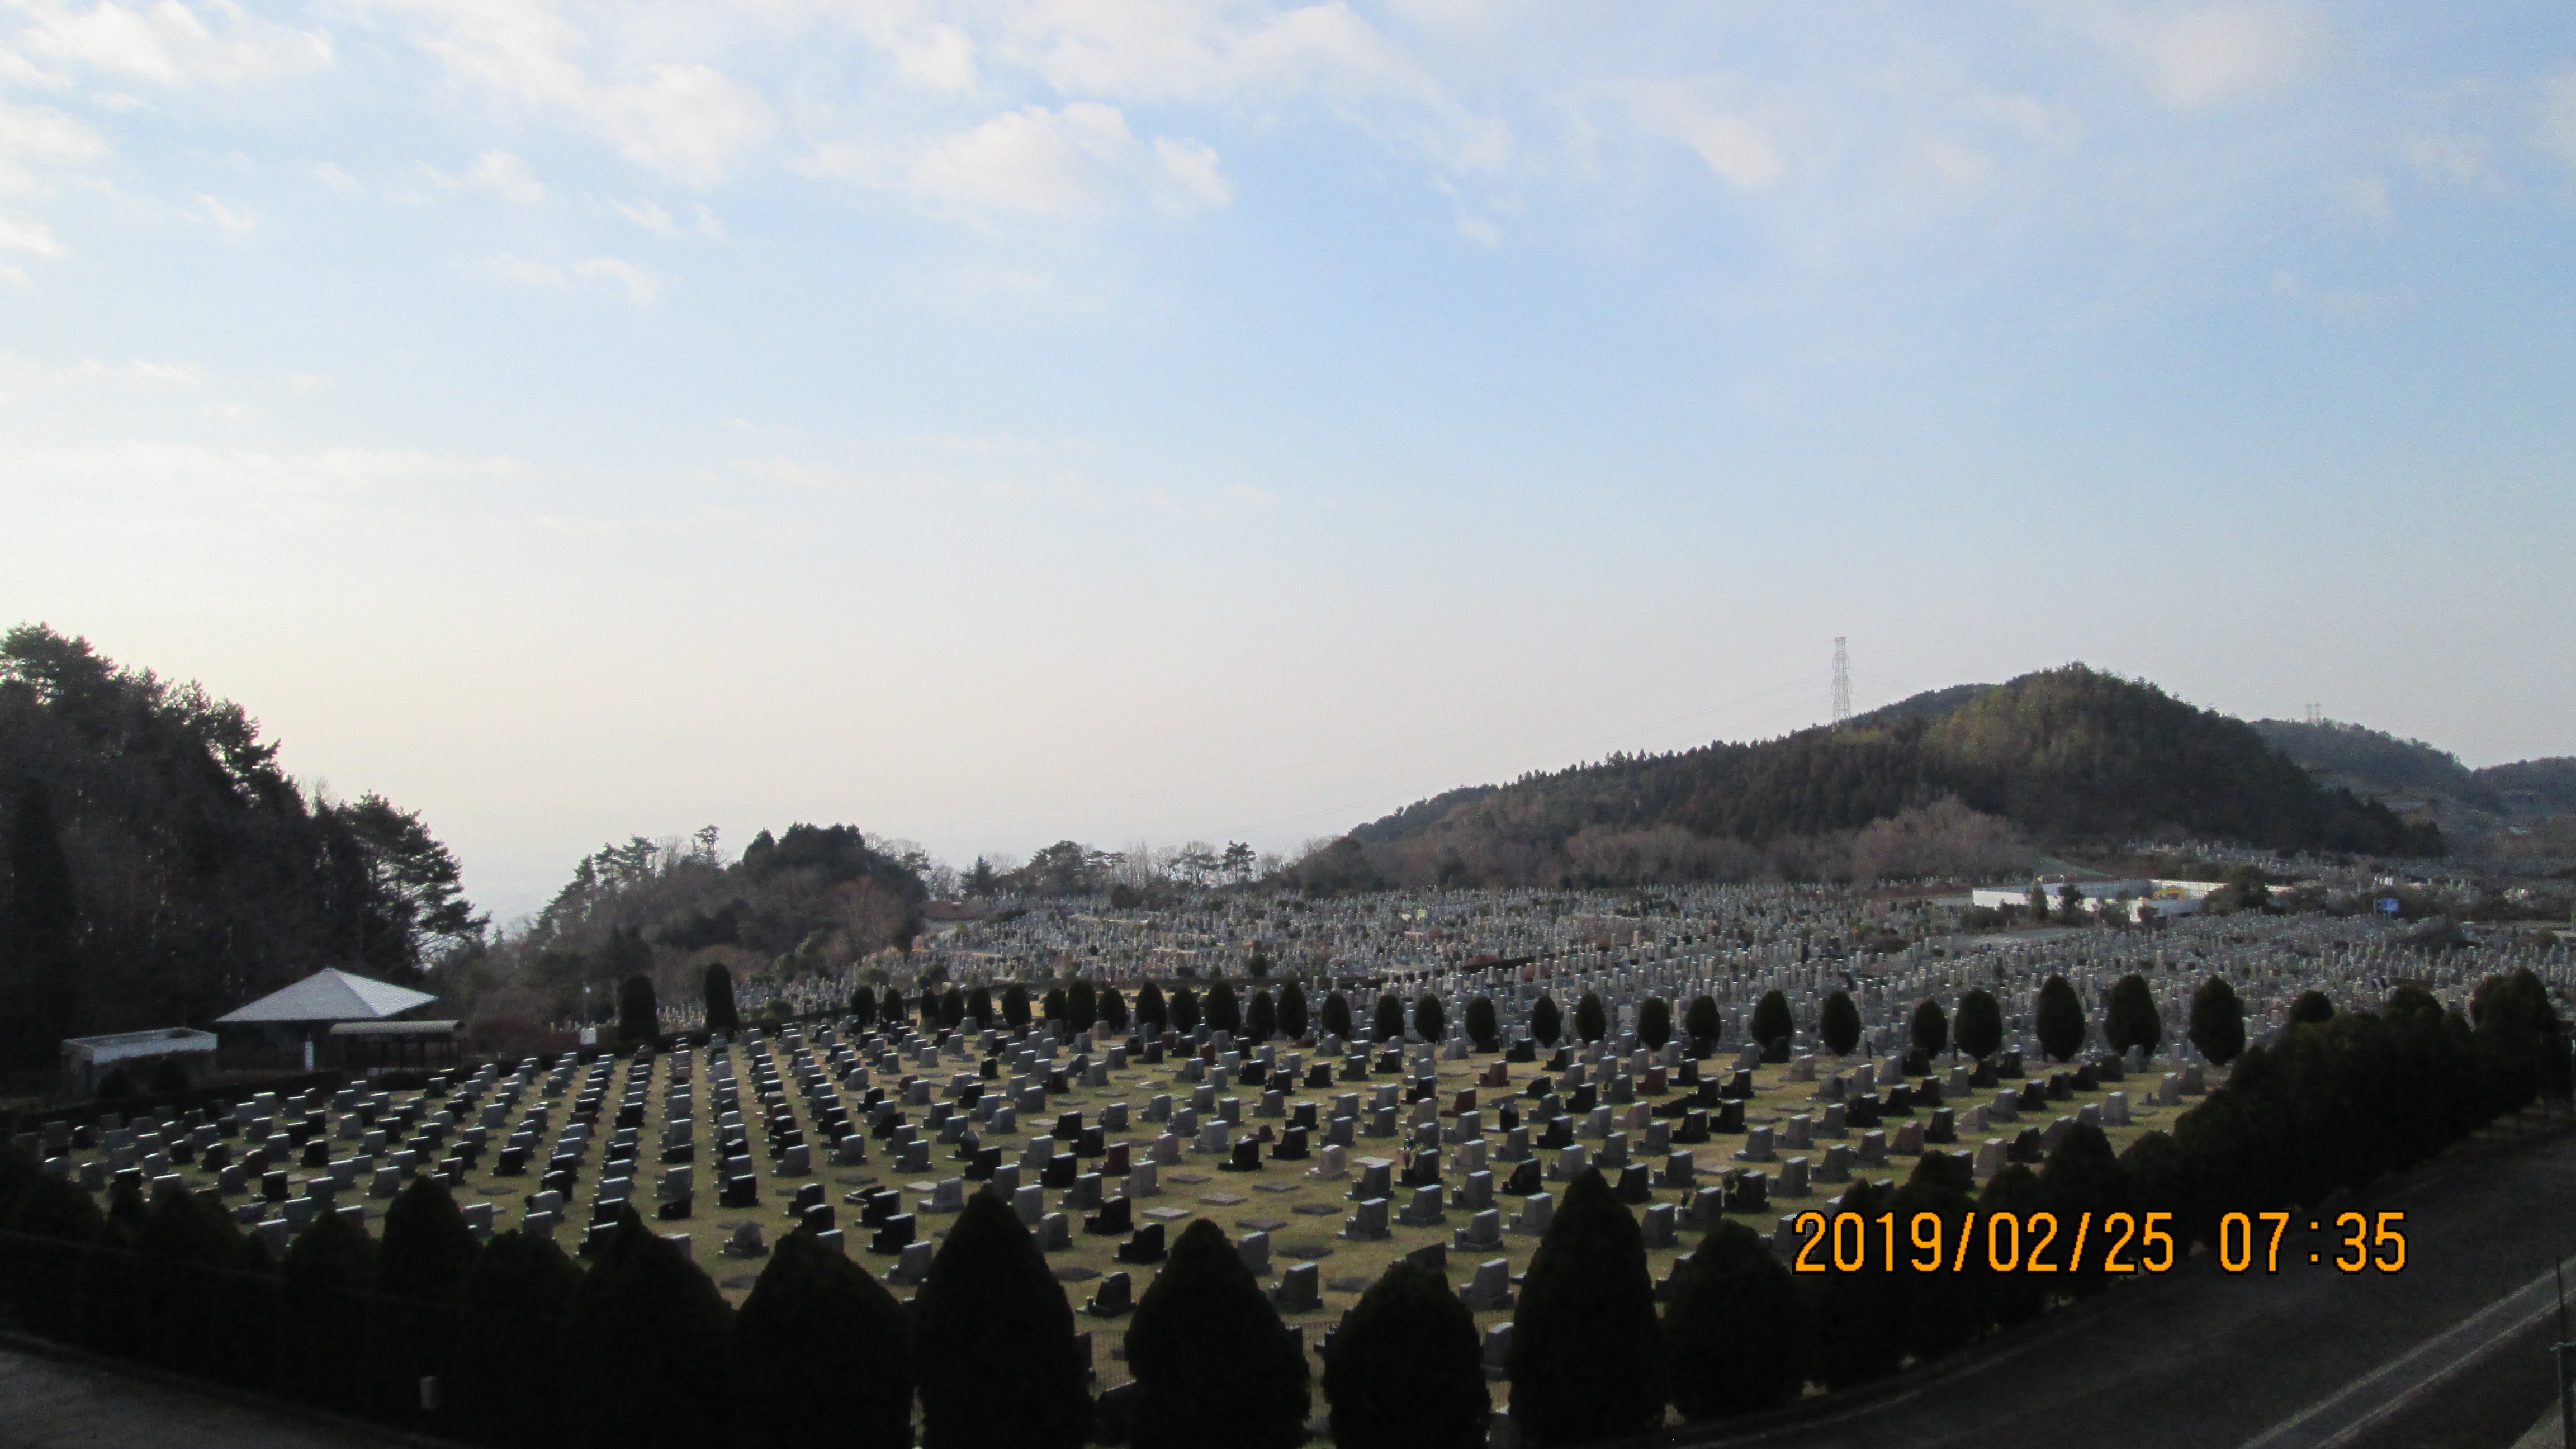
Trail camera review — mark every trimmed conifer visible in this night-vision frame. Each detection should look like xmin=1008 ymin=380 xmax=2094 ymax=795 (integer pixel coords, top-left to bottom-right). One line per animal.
xmin=1575 ymin=992 xmax=1607 ymax=1044
xmin=136 ymin=1183 xmax=238 ymax=1375
xmin=1812 ymin=1180 xmax=1902 ymax=1390
xmin=849 ymin=984 xmax=877 ymax=1029
xmin=1820 ymin=991 xmax=1861 ymax=1057
xmin=703 ymin=964 xmax=741 ymax=1035
xmin=1101 ymin=984 xmax=1130 ymax=1034
xmin=1974 ymin=1165 xmax=2049 ymax=1329
xmin=735 ymin=1229 xmax=912 ymax=1449
xmin=1129 ymin=1220 xmax=1309 ymax=1449
xmin=372 ymin=1174 xmax=481 ymax=1419
xmin=562 ymin=1211 xmax=733 ymax=1449
xmin=2190 ymin=977 xmax=2246 ymax=1066
xmin=2035 ymin=974 xmax=2086 ymax=1062
xmin=283 ymin=1203 xmax=378 ymax=1413
xmin=1247 ymin=987 xmax=1277 ymax=1041
xmin=2039 ymin=1123 xmax=2128 ymax=1296
xmin=1043 ymin=986 xmax=1068 ymax=1025
xmin=1465 ymin=995 xmax=1499 ymax=1052
xmin=1004 ymin=983 xmax=1033 ymax=1029
xmin=1135 ymin=981 xmax=1167 ymax=1032
xmin=1323 ymin=1260 xmax=1487 ymax=1449
xmin=1530 ymin=995 xmax=1562 ymax=1048
xmin=1414 ymin=992 xmax=1445 ymax=1043
xmin=1320 ymin=990 xmax=1352 ymax=1040
xmin=2 ymin=1174 xmax=112 ymax=1346
xmin=1069 ymin=979 xmax=1098 ymax=1031
xmin=2289 ymin=990 xmax=2334 ymax=1027
xmin=2104 ymin=974 xmax=2160 ymax=1056
xmin=1171 ymin=985 xmax=1201 ymax=1033
xmin=1508 ymin=1167 xmax=1666 ymax=1445
xmin=1206 ymin=981 xmax=1242 ymax=1036
xmin=1374 ymin=992 xmax=1405 ymax=1042
xmin=1955 ymin=989 xmax=2004 ymax=1060
xmin=617 ymin=972 xmax=660 ymax=1045
xmin=452 ymin=1229 xmax=583 ymax=1449
xmin=1663 ymin=1218 xmax=1809 ymax=1420
xmin=1684 ymin=995 xmax=1721 ymax=1053
xmin=1911 ymin=998 xmax=1949 ymax=1058
xmin=216 ymin=1233 xmax=287 ymax=1394
xmin=913 ymin=1190 xmax=1090 ymax=1449
xmin=1751 ymin=990 xmax=1794 ymax=1057
xmin=1639 ymin=997 xmax=1672 ymax=1052
xmin=967 ymin=984 xmax=995 ymax=1026
xmin=1278 ymin=980 xmax=1310 ymax=1040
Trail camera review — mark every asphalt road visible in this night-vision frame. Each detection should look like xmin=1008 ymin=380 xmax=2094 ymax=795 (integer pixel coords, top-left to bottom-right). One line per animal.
xmin=1682 ymin=1115 xmax=2576 ymax=1449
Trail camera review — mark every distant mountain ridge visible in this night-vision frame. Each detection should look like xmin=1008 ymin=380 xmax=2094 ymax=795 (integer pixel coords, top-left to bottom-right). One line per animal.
xmin=1324 ymin=665 xmax=2444 ymax=890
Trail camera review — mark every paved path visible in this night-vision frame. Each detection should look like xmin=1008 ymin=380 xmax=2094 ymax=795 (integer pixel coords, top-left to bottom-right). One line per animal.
xmin=1681 ymin=1117 xmax=2576 ymax=1449
xmin=0 ymin=1346 xmax=424 ymax=1449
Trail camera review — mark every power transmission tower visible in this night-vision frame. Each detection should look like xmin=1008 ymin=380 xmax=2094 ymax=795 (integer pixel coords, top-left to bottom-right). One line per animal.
xmin=1832 ymin=637 xmax=1852 ymax=726
xmin=2307 ymin=703 xmax=2323 ymax=726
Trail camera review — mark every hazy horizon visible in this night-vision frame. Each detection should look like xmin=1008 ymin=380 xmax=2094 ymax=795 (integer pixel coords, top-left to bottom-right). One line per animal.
xmin=6 ymin=0 xmax=2570 ymax=924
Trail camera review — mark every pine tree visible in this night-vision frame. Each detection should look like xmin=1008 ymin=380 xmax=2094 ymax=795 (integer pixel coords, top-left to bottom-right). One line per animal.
xmin=734 ymin=1229 xmax=913 ymax=1449
xmin=1128 ymin=1220 xmax=1309 ymax=1449
xmin=1684 ymin=995 xmax=1721 ymax=1053
xmin=1911 ymin=999 xmax=1949 ymax=1057
xmin=1508 ymin=1168 xmax=1666 ymax=1444
xmin=1575 ymin=992 xmax=1607 ymax=1044
xmin=1320 ymin=990 xmax=1352 ymax=1040
xmin=1638 ymin=997 xmax=1672 ymax=1052
xmin=1751 ymin=990 xmax=1794 ymax=1057
xmin=372 ymin=1175 xmax=481 ymax=1419
xmin=2190 ymin=977 xmax=2246 ymax=1066
xmin=1466 ymin=995 xmax=1500 ymax=1052
xmin=1531 ymin=995 xmax=1562 ymax=1047
xmin=562 ymin=1212 xmax=734 ymax=1449
xmin=2034 ymin=975 xmax=2086 ymax=1061
xmin=1413 ymin=992 xmax=1445 ymax=1043
xmin=913 ymin=1191 xmax=1090 ymax=1449
xmin=1955 ymin=989 xmax=2004 ymax=1060
xmin=1663 ymin=1219 xmax=1810 ymax=1420
xmin=1820 ymin=991 xmax=1861 ymax=1057
xmin=451 ymin=1229 xmax=583 ymax=1449
xmin=702 ymin=964 xmax=741 ymax=1035
xmin=1323 ymin=1260 xmax=1487 ymax=1449
xmin=1374 ymin=993 xmax=1405 ymax=1042
xmin=1278 ymin=980 xmax=1310 ymax=1041
xmin=616 ymin=971 xmax=660 ymax=1045
xmin=2104 ymin=974 xmax=2160 ymax=1057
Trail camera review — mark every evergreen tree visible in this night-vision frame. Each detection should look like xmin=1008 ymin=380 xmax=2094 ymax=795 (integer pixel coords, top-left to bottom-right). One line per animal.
xmin=135 ymin=1183 xmax=238 ymax=1376
xmin=1205 ymin=981 xmax=1242 ymax=1036
xmin=1663 ymin=1219 xmax=1809 ymax=1420
xmin=0 ymin=781 xmax=79 ymax=1078
xmin=1638 ymin=997 xmax=1672 ymax=1052
xmin=1820 ymin=991 xmax=1861 ymax=1057
xmin=1374 ymin=992 xmax=1405 ymax=1042
xmin=880 ymin=985 xmax=907 ymax=1028
xmin=1911 ymin=998 xmax=1949 ymax=1058
xmin=702 ymin=964 xmax=741 ymax=1035
xmin=1320 ymin=989 xmax=1352 ymax=1040
xmin=2190 ymin=977 xmax=2246 ymax=1066
xmin=1129 ymin=1220 xmax=1310 ymax=1449
xmin=216 ymin=1233 xmax=286 ymax=1393
xmin=1508 ymin=1168 xmax=1666 ymax=1444
xmin=1323 ymin=1260 xmax=1487 ymax=1449
xmin=372 ymin=1175 xmax=481 ymax=1420
xmin=1043 ymin=985 xmax=1068 ymax=1025
xmin=2289 ymin=990 xmax=2334 ymax=1027
xmin=967 ymin=984 xmax=995 ymax=1028
xmin=849 ymin=983 xmax=877 ymax=1029
xmin=1811 ymin=1180 xmax=1903 ymax=1390
xmin=1684 ymin=995 xmax=1721 ymax=1053
xmin=283 ymin=1205 xmax=378 ymax=1413
xmin=1575 ymin=992 xmax=1607 ymax=1044
xmin=1246 ymin=987 xmax=1277 ymax=1041
xmin=734 ymin=1229 xmax=913 ymax=1449
xmin=1413 ymin=992 xmax=1445 ymax=1043
xmin=2 ymin=1173 xmax=112 ymax=1346
xmin=2035 ymin=974 xmax=2086 ymax=1061
xmin=1135 ymin=982 xmax=1167 ymax=1033
xmin=1751 ymin=990 xmax=1794 ymax=1057
xmin=1974 ymin=1166 xmax=2049 ymax=1329
xmin=913 ymin=1191 xmax=1090 ymax=1449
xmin=2038 ymin=1123 xmax=2129 ymax=1297
xmin=1955 ymin=989 xmax=2004 ymax=1060
xmin=1100 ymin=984 xmax=1129 ymax=1035
xmin=1171 ymin=985 xmax=1201 ymax=1034
xmin=1888 ymin=1161 xmax=1976 ymax=1363
xmin=1531 ymin=995 xmax=1562 ymax=1048
xmin=452 ymin=1229 xmax=583 ymax=1449
xmin=1069 ymin=978 xmax=1098 ymax=1033
xmin=1465 ymin=995 xmax=1500 ymax=1052
xmin=616 ymin=971 xmax=660 ymax=1045
xmin=2104 ymin=974 xmax=2160 ymax=1057
xmin=562 ymin=1212 xmax=734 ymax=1449
xmin=1278 ymin=980 xmax=1309 ymax=1041
xmin=940 ymin=986 xmax=965 ymax=1030
xmin=1004 ymin=983 xmax=1033 ymax=1029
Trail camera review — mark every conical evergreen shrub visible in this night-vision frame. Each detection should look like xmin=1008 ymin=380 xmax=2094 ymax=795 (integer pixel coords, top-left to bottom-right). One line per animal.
xmin=1638 ymin=997 xmax=1671 ymax=1052
xmin=1323 ymin=1259 xmax=1486 ymax=1449
xmin=1575 ymin=992 xmax=1607 ymax=1044
xmin=1247 ymin=987 xmax=1277 ymax=1041
xmin=1507 ymin=1168 xmax=1665 ymax=1445
xmin=372 ymin=1174 xmax=481 ymax=1419
xmin=1373 ymin=993 xmax=1404 ymax=1042
xmin=734 ymin=1229 xmax=912 ymax=1449
xmin=283 ymin=1204 xmax=378 ymax=1413
xmin=1205 ymin=982 xmax=1242 ymax=1036
xmin=1684 ymin=995 xmax=1721 ymax=1053
xmin=2190 ymin=977 xmax=2246 ymax=1066
xmin=2035 ymin=976 xmax=2086 ymax=1062
xmin=1955 ymin=989 xmax=2004 ymax=1060
xmin=561 ymin=1210 xmax=734 ymax=1449
xmin=703 ymin=964 xmax=741 ymax=1035
xmin=1278 ymin=980 xmax=1309 ymax=1040
xmin=1465 ymin=995 xmax=1499 ymax=1052
xmin=1530 ymin=995 xmax=1562 ymax=1048
xmin=1820 ymin=991 xmax=1861 ymax=1057
xmin=1663 ymin=1219 xmax=1808 ymax=1420
xmin=452 ymin=1229 xmax=583 ymax=1449
xmin=1320 ymin=990 xmax=1352 ymax=1040
xmin=913 ymin=1190 xmax=1090 ymax=1449
xmin=135 ymin=1183 xmax=238 ymax=1375
xmin=1413 ymin=993 xmax=1445 ymax=1043
xmin=1135 ymin=982 xmax=1166 ymax=1033
xmin=1128 ymin=1219 xmax=1309 ymax=1449
xmin=1171 ymin=986 xmax=1201 ymax=1034
xmin=1751 ymin=991 xmax=1793 ymax=1057
xmin=2104 ymin=974 xmax=2160 ymax=1057
xmin=1910 ymin=999 xmax=1949 ymax=1058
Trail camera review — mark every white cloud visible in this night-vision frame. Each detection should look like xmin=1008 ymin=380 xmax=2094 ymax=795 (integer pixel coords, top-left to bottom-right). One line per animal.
xmin=0 ymin=352 xmax=203 ymax=386
xmin=2070 ymin=1 xmax=2325 ymax=110
xmin=196 ymin=191 xmax=257 ymax=234
xmin=1621 ymin=77 xmax=1784 ymax=190
xmin=2541 ymin=72 xmax=2576 ymax=168
xmin=0 ymin=98 xmax=107 ymax=190
xmin=425 ymin=148 xmax=546 ymax=203
xmin=2404 ymin=135 xmax=2494 ymax=188
xmin=309 ymin=160 xmax=363 ymax=195
xmin=882 ymin=102 xmax=1233 ymax=221
xmin=479 ymin=250 xmax=664 ymax=303
xmin=608 ymin=196 xmax=676 ymax=233
xmin=9 ymin=0 xmax=331 ymax=86
xmin=0 ymin=208 xmax=67 ymax=255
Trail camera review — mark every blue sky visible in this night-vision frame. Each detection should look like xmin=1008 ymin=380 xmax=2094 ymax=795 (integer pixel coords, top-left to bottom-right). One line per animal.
xmin=4 ymin=0 xmax=2572 ymax=923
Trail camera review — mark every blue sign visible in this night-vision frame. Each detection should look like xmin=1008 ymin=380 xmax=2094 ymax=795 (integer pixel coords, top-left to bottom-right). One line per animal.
xmin=2376 ymin=898 xmax=2402 ymax=914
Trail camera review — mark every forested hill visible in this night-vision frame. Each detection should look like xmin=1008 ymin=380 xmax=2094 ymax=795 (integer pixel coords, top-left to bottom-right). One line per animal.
xmin=0 ymin=626 xmax=481 ymax=1081
xmin=2250 ymin=718 xmax=2501 ymax=810
xmin=1324 ymin=666 xmax=2440 ymax=889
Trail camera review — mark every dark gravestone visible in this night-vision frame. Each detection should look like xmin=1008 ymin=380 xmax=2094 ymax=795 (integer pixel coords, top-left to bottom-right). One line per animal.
xmin=1503 ymin=1159 xmax=1543 ymax=1196
xmin=1116 ymin=1222 xmax=1167 ymax=1265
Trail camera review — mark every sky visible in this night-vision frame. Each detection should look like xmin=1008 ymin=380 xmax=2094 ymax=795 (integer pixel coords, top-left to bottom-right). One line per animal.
xmin=3 ymin=0 xmax=2572 ymax=925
